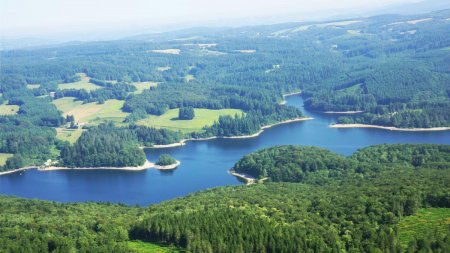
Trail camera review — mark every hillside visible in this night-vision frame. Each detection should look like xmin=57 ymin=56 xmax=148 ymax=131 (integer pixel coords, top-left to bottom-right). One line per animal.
xmin=0 ymin=10 xmax=449 ymax=170
xmin=0 ymin=144 xmax=449 ymax=252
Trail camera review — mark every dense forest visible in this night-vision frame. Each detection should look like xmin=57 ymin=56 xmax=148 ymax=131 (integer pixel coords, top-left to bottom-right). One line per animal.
xmin=0 ymin=10 xmax=449 ymax=170
xmin=0 ymin=144 xmax=449 ymax=252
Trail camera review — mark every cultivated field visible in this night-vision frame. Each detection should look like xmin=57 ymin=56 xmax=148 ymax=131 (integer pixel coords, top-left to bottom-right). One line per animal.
xmin=184 ymin=74 xmax=195 ymax=82
xmin=148 ymin=49 xmax=181 ymax=55
xmin=26 ymin=84 xmax=40 ymax=89
xmin=137 ymin=108 xmax=244 ymax=133
xmin=132 ymin=81 xmax=158 ymax=94
xmin=0 ymin=153 xmax=13 ymax=166
xmin=57 ymin=73 xmax=102 ymax=91
xmin=236 ymin=50 xmax=256 ymax=53
xmin=0 ymin=103 xmax=19 ymax=115
xmin=55 ymin=128 xmax=84 ymax=143
xmin=52 ymin=97 xmax=129 ymax=125
xmin=156 ymin=66 xmax=171 ymax=72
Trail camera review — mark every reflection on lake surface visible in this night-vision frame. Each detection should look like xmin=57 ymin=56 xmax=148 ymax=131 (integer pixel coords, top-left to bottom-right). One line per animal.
xmin=1 ymin=95 xmax=449 ymax=205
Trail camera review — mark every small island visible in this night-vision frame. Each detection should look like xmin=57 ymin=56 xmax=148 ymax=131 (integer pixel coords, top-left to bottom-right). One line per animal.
xmin=154 ymin=154 xmax=180 ymax=170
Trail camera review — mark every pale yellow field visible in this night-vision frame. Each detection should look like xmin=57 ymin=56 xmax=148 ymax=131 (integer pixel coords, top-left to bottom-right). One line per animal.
xmin=52 ymin=97 xmax=129 ymax=125
xmin=0 ymin=153 xmax=13 ymax=166
xmin=236 ymin=50 xmax=256 ymax=53
xmin=132 ymin=82 xmax=158 ymax=94
xmin=56 ymin=128 xmax=84 ymax=143
xmin=26 ymin=84 xmax=40 ymax=89
xmin=0 ymin=103 xmax=19 ymax=115
xmin=184 ymin=74 xmax=195 ymax=82
xmin=148 ymin=49 xmax=181 ymax=55
xmin=57 ymin=73 xmax=102 ymax=91
xmin=137 ymin=108 xmax=244 ymax=134
xmin=317 ymin=20 xmax=362 ymax=27
xmin=156 ymin=66 xmax=171 ymax=72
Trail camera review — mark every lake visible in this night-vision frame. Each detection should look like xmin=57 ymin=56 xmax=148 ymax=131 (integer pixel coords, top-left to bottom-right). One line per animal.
xmin=1 ymin=95 xmax=449 ymax=205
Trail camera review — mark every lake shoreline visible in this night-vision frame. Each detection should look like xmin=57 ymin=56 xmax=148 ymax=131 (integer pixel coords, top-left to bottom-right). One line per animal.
xmin=330 ymin=124 xmax=450 ymax=131
xmin=145 ymin=117 xmax=313 ymax=149
xmin=0 ymin=166 xmax=37 ymax=176
xmin=154 ymin=160 xmax=181 ymax=170
xmin=229 ymin=170 xmax=256 ymax=185
xmin=323 ymin=111 xmax=363 ymax=114
xmin=0 ymin=159 xmax=183 ymax=176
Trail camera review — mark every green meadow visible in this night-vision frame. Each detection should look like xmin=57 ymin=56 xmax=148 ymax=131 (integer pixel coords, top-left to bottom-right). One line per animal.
xmin=52 ymin=97 xmax=129 ymax=125
xmin=57 ymin=73 xmax=102 ymax=91
xmin=0 ymin=153 xmax=14 ymax=166
xmin=137 ymin=108 xmax=244 ymax=134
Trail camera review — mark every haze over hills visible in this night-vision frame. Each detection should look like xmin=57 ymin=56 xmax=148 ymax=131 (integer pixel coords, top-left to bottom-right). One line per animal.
xmin=1 ymin=0 xmax=449 ymax=50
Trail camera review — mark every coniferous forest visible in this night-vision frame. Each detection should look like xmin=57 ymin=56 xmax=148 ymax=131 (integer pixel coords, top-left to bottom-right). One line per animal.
xmin=1 ymin=144 xmax=449 ymax=252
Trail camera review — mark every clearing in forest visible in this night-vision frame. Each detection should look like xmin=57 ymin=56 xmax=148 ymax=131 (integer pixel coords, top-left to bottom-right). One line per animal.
xmin=137 ymin=108 xmax=244 ymax=134
xmin=0 ymin=102 xmax=19 ymax=115
xmin=128 ymin=240 xmax=178 ymax=253
xmin=57 ymin=73 xmax=102 ymax=91
xmin=148 ymin=49 xmax=181 ymax=55
xmin=52 ymin=97 xmax=129 ymax=125
xmin=397 ymin=208 xmax=450 ymax=247
xmin=0 ymin=153 xmax=14 ymax=166
xmin=55 ymin=128 xmax=84 ymax=143
xmin=132 ymin=81 xmax=158 ymax=94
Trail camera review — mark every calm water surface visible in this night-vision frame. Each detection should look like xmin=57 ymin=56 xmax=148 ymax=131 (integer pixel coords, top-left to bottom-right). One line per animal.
xmin=1 ymin=95 xmax=449 ymax=205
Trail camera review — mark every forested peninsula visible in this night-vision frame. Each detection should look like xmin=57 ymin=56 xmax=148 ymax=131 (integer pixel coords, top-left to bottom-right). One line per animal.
xmin=1 ymin=144 xmax=449 ymax=252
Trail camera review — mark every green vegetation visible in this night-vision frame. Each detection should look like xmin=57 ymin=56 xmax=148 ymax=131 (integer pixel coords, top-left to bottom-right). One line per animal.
xmin=0 ymin=103 xmax=19 ymax=115
xmin=234 ymin=146 xmax=349 ymax=182
xmin=398 ymin=208 xmax=450 ymax=247
xmin=0 ymin=153 xmax=13 ymax=166
xmin=178 ymin=106 xmax=195 ymax=120
xmin=57 ymin=73 xmax=102 ymax=91
xmin=137 ymin=108 xmax=243 ymax=134
xmin=128 ymin=241 xmax=178 ymax=253
xmin=234 ymin=144 xmax=450 ymax=181
xmin=1 ymin=144 xmax=449 ymax=252
xmin=155 ymin=154 xmax=177 ymax=166
xmin=60 ymin=123 xmax=146 ymax=167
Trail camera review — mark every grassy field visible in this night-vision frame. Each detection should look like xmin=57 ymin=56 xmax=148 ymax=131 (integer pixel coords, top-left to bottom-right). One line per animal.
xmin=132 ymin=81 xmax=158 ymax=94
xmin=57 ymin=73 xmax=102 ymax=91
xmin=128 ymin=241 xmax=178 ymax=253
xmin=26 ymin=84 xmax=40 ymax=89
xmin=137 ymin=108 xmax=244 ymax=134
xmin=52 ymin=97 xmax=129 ymax=125
xmin=398 ymin=208 xmax=450 ymax=247
xmin=0 ymin=103 xmax=20 ymax=115
xmin=148 ymin=49 xmax=181 ymax=55
xmin=184 ymin=74 xmax=195 ymax=82
xmin=0 ymin=153 xmax=13 ymax=166
xmin=55 ymin=128 xmax=84 ymax=143
xmin=156 ymin=66 xmax=171 ymax=72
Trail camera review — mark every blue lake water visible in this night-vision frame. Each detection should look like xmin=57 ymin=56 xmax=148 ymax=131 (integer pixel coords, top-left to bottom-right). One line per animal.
xmin=1 ymin=95 xmax=449 ymax=205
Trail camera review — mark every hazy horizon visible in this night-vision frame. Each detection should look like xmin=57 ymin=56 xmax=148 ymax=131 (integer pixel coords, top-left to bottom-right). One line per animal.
xmin=1 ymin=0 xmax=429 ymax=38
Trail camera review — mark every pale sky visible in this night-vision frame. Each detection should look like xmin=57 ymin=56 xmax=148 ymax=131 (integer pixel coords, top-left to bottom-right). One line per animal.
xmin=0 ymin=0 xmax=424 ymax=38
